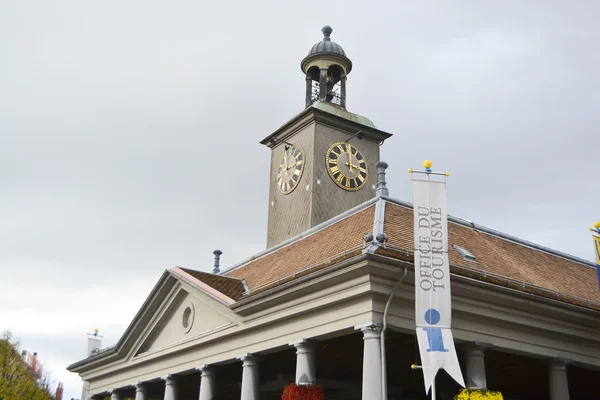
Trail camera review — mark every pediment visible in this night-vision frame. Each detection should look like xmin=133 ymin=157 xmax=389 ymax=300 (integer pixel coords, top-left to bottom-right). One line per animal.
xmin=133 ymin=279 xmax=238 ymax=357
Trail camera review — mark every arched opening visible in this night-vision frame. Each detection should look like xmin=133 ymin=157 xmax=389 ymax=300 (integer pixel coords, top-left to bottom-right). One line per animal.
xmin=325 ymin=65 xmax=344 ymax=104
xmin=307 ymin=65 xmax=320 ymax=81
xmin=307 ymin=66 xmax=320 ymax=105
xmin=305 ymin=64 xmax=346 ymax=107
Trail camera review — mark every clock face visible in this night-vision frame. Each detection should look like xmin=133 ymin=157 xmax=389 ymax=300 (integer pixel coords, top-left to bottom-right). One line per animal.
xmin=277 ymin=145 xmax=305 ymax=194
xmin=326 ymin=142 xmax=368 ymax=191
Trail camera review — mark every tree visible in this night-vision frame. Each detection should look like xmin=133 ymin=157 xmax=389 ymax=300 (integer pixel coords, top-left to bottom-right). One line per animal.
xmin=0 ymin=330 xmax=52 ymax=400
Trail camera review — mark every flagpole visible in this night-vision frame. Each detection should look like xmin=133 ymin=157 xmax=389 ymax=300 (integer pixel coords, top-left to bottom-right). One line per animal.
xmin=425 ymin=167 xmax=435 ymax=400
xmin=589 ymin=221 xmax=600 ymax=288
xmin=410 ymin=364 xmax=437 ymax=400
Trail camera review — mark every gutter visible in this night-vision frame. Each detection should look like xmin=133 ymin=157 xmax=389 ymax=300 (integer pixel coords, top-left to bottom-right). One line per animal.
xmin=449 ymin=271 xmax=600 ymax=317
xmin=230 ymin=252 xmax=374 ymax=310
xmin=374 ymin=249 xmax=600 ymax=316
xmin=381 ymin=267 xmax=408 ymax=400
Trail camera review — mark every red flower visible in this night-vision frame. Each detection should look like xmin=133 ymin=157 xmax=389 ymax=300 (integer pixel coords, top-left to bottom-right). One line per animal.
xmin=281 ymin=383 xmax=324 ymax=400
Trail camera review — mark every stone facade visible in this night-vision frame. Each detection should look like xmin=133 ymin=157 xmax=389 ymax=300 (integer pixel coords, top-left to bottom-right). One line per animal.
xmin=266 ymin=114 xmax=383 ymax=248
xmin=311 ymin=123 xmax=379 ymax=227
xmin=266 ymin=122 xmax=315 ymax=248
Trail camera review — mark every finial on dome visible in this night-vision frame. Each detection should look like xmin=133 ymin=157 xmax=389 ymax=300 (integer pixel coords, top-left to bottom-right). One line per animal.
xmin=322 ymin=25 xmax=333 ymax=41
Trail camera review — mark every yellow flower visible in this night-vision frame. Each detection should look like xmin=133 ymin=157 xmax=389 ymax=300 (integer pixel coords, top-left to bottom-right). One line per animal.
xmin=454 ymin=388 xmax=504 ymax=400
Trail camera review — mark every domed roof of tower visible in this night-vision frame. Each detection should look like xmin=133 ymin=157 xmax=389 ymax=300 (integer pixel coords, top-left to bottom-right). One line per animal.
xmin=301 ymin=25 xmax=353 ymax=75
xmin=307 ymin=25 xmax=347 ymax=57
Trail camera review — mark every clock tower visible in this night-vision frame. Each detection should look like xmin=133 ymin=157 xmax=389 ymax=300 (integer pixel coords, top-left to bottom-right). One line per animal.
xmin=262 ymin=26 xmax=392 ymax=248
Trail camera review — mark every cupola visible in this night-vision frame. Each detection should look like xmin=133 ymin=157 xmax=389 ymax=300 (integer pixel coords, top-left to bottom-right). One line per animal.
xmin=301 ymin=26 xmax=352 ymax=108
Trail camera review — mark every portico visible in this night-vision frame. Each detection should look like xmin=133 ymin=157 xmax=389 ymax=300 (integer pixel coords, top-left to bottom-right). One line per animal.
xmin=87 ymin=326 xmax=597 ymax=400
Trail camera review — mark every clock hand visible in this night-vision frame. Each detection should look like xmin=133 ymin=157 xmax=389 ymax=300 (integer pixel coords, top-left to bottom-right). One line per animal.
xmin=352 ymin=162 xmax=364 ymax=171
xmin=286 ymin=161 xmax=297 ymax=171
xmin=347 ymin=146 xmax=353 ymax=173
xmin=345 ymin=161 xmax=363 ymax=173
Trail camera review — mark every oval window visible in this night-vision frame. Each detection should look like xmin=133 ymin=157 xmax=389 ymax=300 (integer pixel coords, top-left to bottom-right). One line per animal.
xmin=182 ymin=303 xmax=195 ymax=333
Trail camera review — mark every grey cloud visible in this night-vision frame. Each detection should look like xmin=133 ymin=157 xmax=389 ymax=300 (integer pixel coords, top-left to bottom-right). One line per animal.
xmin=1 ymin=1 xmax=599 ymax=398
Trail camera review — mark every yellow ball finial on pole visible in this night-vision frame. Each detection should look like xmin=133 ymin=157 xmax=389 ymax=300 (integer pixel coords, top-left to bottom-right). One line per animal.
xmin=94 ymin=328 xmax=99 ymax=333
xmin=594 ymin=222 xmax=600 ymax=229
xmin=423 ymin=160 xmax=432 ymax=169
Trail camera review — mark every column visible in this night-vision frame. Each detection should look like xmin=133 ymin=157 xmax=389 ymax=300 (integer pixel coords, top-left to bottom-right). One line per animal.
xmin=163 ymin=375 xmax=178 ymax=400
xmin=465 ymin=342 xmax=488 ymax=389
xmin=197 ymin=365 xmax=216 ymax=400
xmin=291 ymin=339 xmax=317 ymax=385
xmin=239 ymin=354 xmax=260 ymax=400
xmin=340 ymin=76 xmax=347 ymax=108
xmin=305 ymin=73 xmax=313 ymax=108
xmin=359 ymin=323 xmax=382 ymax=400
xmin=110 ymin=390 xmax=122 ymax=400
xmin=135 ymin=382 xmax=148 ymax=400
xmin=549 ymin=359 xmax=570 ymax=400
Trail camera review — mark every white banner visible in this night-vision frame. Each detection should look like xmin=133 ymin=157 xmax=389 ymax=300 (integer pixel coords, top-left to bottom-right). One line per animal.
xmin=412 ymin=179 xmax=464 ymax=393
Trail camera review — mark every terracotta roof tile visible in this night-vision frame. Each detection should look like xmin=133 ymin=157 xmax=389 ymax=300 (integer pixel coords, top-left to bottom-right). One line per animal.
xmin=179 ymin=268 xmax=246 ymax=300
xmin=383 ymin=202 xmax=600 ymax=310
xmin=186 ymin=199 xmax=599 ymax=311
xmin=225 ymin=206 xmax=375 ymax=291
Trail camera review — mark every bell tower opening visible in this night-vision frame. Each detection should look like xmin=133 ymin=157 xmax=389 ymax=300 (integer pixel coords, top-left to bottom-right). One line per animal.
xmin=302 ymin=26 xmax=351 ymax=109
xmin=326 ymin=65 xmax=343 ymax=103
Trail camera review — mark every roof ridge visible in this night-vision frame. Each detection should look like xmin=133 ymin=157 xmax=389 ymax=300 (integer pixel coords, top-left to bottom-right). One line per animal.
xmin=221 ymin=196 xmax=379 ymax=275
xmin=178 ymin=267 xmax=244 ymax=281
xmin=381 ymin=195 xmax=596 ymax=269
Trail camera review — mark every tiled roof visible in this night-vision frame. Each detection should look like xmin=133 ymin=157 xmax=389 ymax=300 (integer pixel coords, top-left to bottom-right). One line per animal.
xmin=382 ymin=202 xmax=600 ymax=311
xmin=179 ymin=199 xmax=600 ymax=312
xmin=179 ymin=268 xmax=246 ymax=301
xmin=225 ymin=205 xmax=375 ymax=292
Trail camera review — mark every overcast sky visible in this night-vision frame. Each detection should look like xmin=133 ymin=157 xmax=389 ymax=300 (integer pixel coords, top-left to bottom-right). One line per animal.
xmin=1 ymin=1 xmax=599 ymax=398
